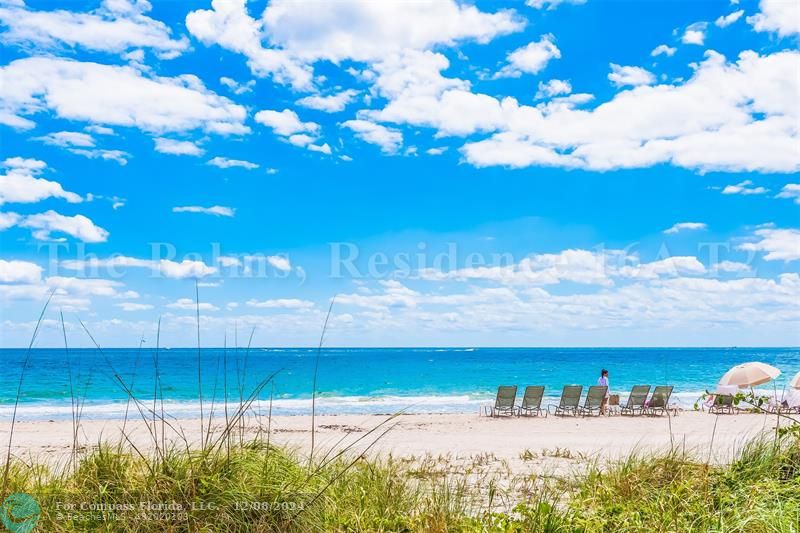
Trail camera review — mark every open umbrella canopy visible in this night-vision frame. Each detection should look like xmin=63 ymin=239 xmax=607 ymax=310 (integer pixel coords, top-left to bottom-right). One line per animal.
xmin=790 ymin=371 xmax=800 ymax=390
xmin=719 ymin=362 xmax=781 ymax=388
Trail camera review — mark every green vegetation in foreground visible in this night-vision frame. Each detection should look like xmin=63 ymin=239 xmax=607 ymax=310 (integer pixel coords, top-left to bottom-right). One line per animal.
xmin=4 ymin=430 xmax=799 ymax=532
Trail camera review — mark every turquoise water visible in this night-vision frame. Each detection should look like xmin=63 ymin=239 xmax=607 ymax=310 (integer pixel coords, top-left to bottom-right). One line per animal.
xmin=2 ymin=348 xmax=798 ymax=420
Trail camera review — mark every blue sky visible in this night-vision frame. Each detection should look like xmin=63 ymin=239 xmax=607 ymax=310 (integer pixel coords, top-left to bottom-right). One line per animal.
xmin=0 ymin=0 xmax=798 ymax=347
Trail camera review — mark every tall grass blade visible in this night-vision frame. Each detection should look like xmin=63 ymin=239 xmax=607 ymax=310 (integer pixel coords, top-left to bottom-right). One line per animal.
xmin=3 ymin=290 xmax=53 ymax=493
xmin=195 ymin=279 xmax=205 ymax=445
xmin=310 ymin=296 xmax=335 ymax=464
xmin=59 ymin=311 xmax=78 ymax=470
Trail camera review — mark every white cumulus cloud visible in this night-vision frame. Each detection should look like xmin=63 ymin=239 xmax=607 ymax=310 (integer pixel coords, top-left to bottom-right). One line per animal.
xmin=33 ymin=131 xmax=131 ymax=165
xmin=207 ymin=156 xmax=259 ymax=170
xmin=167 ymin=298 xmax=218 ymax=311
xmin=0 ymin=0 xmax=189 ymax=58
xmin=651 ymin=44 xmax=677 ymax=57
xmin=664 ymin=222 xmax=708 ymax=234
xmin=0 ymin=57 xmax=248 ymax=135
xmin=526 ymin=0 xmax=586 ymax=9
xmin=722 ymin=180 xmax=769 ymax=195
xmin=608 ymin=64 xmax=656 ymax=87
xmin=61 ymin=256 xmax=218 ymax=279
xmin=35 ymin=131 xmax=95 ymax=147
xmin=682 ymin=23 xmax=706 ymax=45
xmin=739 ymin=228 xmax=800 ymax=261
xmin=0 ymin=212 xmax=21 ymax=230
xmin=496 ymin=34 xmax=560 ymax=77
xmin=536 ymin=79 xmax=572 ymax=99
xmin=266 ymin=255 xmax=292 ymax=272
xmin=154 ymin=138 xmax=204 ymax=156
xmin=172 ymin=205 xmax=235 ymax=217
xmin=254 ymin=108 xmax=320 ymax=136
xmin=117 ymin=302 xmax=154 ymax=312
xmin=716 ymin=9 xmax=744 ymax=28
xmin=747 ymin=0 xmax=800 ymax=37
xmin=19 ymin=210 xmax=109 ymax=242
xmin=297 ymin=90 xmax=359 ymax=113
xmin=260 ymin=0 xmax=523 ymax=63
xmin=0 ymin=259 xmax=43 ymax=284
xmin=776 ymin=184 xmax=800 ymax=204
xmin=460 ymin=50 xmax=800 ymax=173
xmin=0 ymin=157 xmax=83 ymax=206
xmin=342 ymin=120 xmax=403 ymax=154
xmin=246 ymin=298 xmax=314 ymax=309
xmin=219 ymin=76 xmax=255 ymax=95
xmin=186 ymin=0 xmax=314 ymax=90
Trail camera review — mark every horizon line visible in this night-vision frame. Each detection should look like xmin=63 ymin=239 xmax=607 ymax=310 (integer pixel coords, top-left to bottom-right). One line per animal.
xmin=2 ymin=345 xmax=798 ymax=350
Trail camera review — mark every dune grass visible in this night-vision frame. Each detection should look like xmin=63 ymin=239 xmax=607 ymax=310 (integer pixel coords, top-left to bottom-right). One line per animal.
xmin=3 ymin=428 xmax=799 ymax=532
xmin=562 ymin=433 xmax=800 ymax=532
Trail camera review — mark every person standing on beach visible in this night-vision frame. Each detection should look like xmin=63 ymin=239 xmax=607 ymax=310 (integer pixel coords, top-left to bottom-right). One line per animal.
xmin=597 ymin=369 xmax=610 ymax=415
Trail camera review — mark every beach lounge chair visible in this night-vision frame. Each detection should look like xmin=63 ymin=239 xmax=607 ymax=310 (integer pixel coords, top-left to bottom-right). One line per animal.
xmin=483 ymin=385 xmax=517 ymax=417
xmin=765 ymin=395 xmax=787 ymax=414
xmin=645 ymin=385 xmax=674 ymax=416
xmin=517 ymin=386 xmax=546 ymax=417
xmin=705 ymin=385 xmax=737 ymax=414
xmin=620 ymin=385 xmax=651 ymax=416
xmin=709 ymin=393 xmax=736 ymax=414
xmin=548 ymin=385 xmax=583 ymax=416
xmin=783 ymin=390 xmax=800 ymax=414
xmin=579 ymin=385 xmax=608 ymax=417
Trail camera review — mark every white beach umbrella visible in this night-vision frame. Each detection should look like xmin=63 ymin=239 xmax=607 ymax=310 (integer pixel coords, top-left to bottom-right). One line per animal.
xmin=718 ymin=362 xmax=781 ymax=388
xmin=790 ymin=371 xmax=800 ymax=390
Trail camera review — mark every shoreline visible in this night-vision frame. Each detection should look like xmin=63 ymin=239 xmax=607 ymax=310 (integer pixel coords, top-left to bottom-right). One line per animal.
xmin=0 ymin=390 xmax=729 ymax=421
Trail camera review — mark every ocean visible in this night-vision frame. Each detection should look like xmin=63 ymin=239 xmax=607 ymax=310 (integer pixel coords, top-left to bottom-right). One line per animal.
xmin=2 ymin=347 xmax=798 ymax=420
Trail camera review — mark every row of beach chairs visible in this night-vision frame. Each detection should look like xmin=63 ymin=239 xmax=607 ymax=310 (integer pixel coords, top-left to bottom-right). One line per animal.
xmin=482 ymin=384 xmax=674 ymax=418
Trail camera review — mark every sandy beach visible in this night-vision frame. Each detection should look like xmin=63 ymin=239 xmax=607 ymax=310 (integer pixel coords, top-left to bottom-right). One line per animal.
xmin=8 ymin=410 xmax=784 ymax=474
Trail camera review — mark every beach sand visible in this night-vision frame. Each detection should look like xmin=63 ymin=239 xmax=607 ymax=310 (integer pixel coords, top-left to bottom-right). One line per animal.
xmin=8 ymin=411 xmax=784 ymax=475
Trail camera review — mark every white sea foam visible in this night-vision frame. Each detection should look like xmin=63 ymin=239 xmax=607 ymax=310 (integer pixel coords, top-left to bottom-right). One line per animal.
xmin=0 ymin=389 xmax=738 ymax=421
